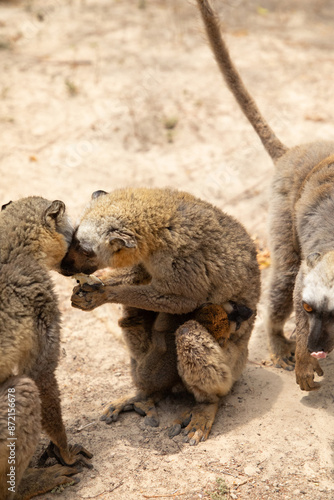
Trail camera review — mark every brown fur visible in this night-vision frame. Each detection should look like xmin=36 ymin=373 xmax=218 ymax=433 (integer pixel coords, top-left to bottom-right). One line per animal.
xmin=193 ymin=304 xmax=231 ymax=345
xmin=0 ymin=197 xmax=92 ymax=500
xmin=61 ymin=187 xmax=260 ymax=444
xmin=196 ymin=0 xmax=334 ymax=390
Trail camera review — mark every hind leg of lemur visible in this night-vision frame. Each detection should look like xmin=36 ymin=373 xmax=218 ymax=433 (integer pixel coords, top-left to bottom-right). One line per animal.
xmin=266 ymin=199 xmax=300 ymax=369
xmin=0 ymin=376 xmax=81 ymax=500
xmin=169 ymin=319 xmax=251 ymax=445
xmin=36 ymin=373 xmax=93 ymax=469
xmin=267 ymin=265 xmax=299 ymax=369
xmin=15 ymin=465 xmax=81 ymax=500
xmin=101 ymin=307 xmax=180 ymax=428
xmin=0 ymin=376 xmax=40 ymax=500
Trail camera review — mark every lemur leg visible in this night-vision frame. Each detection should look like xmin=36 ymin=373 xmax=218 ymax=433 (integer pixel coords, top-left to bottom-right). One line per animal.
xmin=102 ymin=308 xmax=180 ymax=428
xmin=0 ymin=377 xmax=41 ymax=500
xmin=101 ymin=392 xmax=162 ymax=428
xmin=15 ymin=465 xmax=81 ymax=500
xmin=36 ymin=373 xmax=92 ymax=469
xmin=267 ymin=265 xmax=299 ymax=369
xmin=0 ymin=377 xmax=82 ymax=500
xmin=169 ymin=318 xmax=251 ymax=445
xmin=266 ymin=198 xmax=300 ymax=369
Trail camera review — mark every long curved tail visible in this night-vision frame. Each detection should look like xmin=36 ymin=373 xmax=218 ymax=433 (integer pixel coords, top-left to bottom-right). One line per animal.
xmin=196 ymin=0 xmax=288 ymax=162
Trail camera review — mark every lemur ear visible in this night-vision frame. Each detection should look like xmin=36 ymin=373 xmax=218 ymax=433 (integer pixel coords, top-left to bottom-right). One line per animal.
xmin=306 ymin=252 xmax=322 ymax=269
xmin=92 ymin=190 xmax=108 ymax=200
xmin=44 ymin=200 xmax=65 ymax=225
xmin=109 ymin=230 xmax=137 ymax=249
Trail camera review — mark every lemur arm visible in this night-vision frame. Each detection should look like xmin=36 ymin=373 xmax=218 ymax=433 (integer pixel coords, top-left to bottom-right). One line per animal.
xmin=71 ymin=282 xmax=200 ymax=315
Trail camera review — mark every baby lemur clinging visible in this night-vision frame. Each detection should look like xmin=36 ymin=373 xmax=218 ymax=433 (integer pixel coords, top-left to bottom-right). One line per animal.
xmin=196 ymin=0 xmax=334 ymax=391
xmin=0 ymin=197 xmax=92 ymax=500
xmin=61 ymin=187 xmax=260 ymax=444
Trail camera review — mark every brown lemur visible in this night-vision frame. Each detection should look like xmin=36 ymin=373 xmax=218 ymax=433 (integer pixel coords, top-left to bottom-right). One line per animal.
xmin=61 ymin=187 xmax=260 ymax=445
xmin=0 ymin=197 xmax=92 ymax=500
xmin=195 ymin=0 xmax=334 ymax=391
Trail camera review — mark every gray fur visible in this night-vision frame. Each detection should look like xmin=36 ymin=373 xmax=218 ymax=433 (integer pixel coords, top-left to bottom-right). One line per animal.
xmin=0 ymin=196 xmax=90 ymax=500
xmin=195 ymin=0 xmax=334 ymax=390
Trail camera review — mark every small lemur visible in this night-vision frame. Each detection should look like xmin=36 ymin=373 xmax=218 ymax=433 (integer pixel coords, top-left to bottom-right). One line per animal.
xmin=196 ymin=0 xmax=334 ymax=391
xmin=0 ymin=197 xmax=92 ymax=500
xmin=61 ymin=187 xmax=260 ymax=444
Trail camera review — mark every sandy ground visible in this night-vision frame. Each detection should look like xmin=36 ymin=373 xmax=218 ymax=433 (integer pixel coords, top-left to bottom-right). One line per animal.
xmin=1 ymin=0 xmax=334 ymax=498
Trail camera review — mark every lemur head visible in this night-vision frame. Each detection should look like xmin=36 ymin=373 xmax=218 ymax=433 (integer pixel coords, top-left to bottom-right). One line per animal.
xmin=1 ymin=197 xmax=73 ymax=272
xmin=60 ymin=190 xmax=139 ymax=276
xmin=301 ymin=251 xmax=334 ymax=358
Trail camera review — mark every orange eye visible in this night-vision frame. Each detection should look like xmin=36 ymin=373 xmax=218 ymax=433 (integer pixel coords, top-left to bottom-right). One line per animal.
xmin=303 ymin=303 xmax=313 ymax=313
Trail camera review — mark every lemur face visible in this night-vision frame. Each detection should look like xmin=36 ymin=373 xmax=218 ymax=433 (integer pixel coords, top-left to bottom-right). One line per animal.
xmin=302 ymin=252 xmax=334 ymax=357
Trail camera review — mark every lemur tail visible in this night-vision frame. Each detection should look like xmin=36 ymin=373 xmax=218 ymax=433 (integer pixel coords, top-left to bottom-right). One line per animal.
xmin=196 ymin=0 xmax=288 ymax=162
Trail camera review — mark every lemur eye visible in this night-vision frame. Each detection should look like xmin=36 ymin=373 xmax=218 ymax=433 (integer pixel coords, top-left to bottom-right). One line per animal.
xmin=303 ymin=302 xmax=313 ymax=313
xmin=82 ymin=249 xmax=94 ymax=257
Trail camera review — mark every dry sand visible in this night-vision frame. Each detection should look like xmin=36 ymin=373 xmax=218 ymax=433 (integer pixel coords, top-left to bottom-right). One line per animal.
xmin=1 ymin=1 xmax=334 ymax=498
